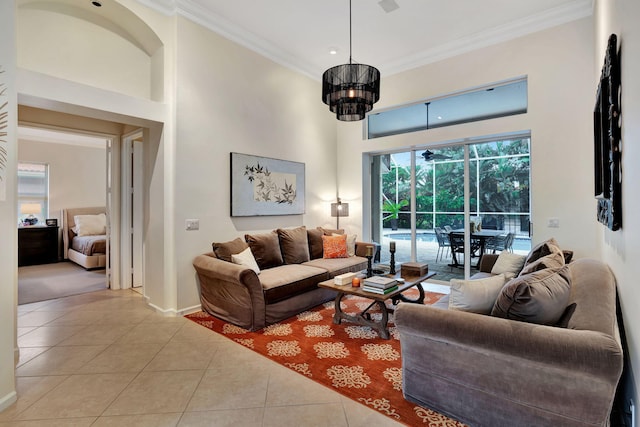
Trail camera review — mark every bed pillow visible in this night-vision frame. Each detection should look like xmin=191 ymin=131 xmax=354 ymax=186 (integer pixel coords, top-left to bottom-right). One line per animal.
xmin=449 ymin=274 xmax=507 ymax=314
xmin=491 ymin=251 xmax=526 ymax=279
xmin=212 ymin=237 xmax=248 ymax=262
xmin=231 ymin=247 xmax=261 ymax=274
xmin=245 ymin=231 xmax=283 ymax=269
xmin=491 ymin=266 xmax=572 ymax=325
xmin=277 ymin=226 xmax=310 ymax=264
xmin=73 ymin=214 xmax=106 ymax=236
xmin=322 ymin=234 xmax=349 ymax=259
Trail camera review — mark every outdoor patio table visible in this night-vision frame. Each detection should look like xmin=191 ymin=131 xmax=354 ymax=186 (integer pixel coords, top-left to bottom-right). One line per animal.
xmin=449 ymin=229 xmax=505 ymax=268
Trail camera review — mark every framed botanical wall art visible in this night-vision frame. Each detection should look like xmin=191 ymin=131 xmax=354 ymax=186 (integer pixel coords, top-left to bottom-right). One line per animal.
xmin=230 ymin=152 xmax=305 ymax=216
xmin=594 ymin=34 xmax=622 ymax=231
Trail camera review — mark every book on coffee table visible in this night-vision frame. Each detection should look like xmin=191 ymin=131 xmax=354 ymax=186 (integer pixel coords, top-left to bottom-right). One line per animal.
xmin=363 ymin=276 xmax=397 ymax=289
xmin=362 ymin=285 xmax=399 ymax=295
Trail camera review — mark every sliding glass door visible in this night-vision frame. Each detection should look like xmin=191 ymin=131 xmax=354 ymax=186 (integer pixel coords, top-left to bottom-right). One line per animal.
xmin=372 ymin=137 xmax=531 ymax=280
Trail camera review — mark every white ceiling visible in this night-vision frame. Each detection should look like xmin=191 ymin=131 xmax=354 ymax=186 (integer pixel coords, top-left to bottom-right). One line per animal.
xmin=138 ymin=0 xmax=593 ymax=79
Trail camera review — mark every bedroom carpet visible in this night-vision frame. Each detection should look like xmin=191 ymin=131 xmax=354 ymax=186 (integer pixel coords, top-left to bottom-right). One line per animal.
xmin=186 ymin=288 xmax=466 ymax=427
xmin=18 ymin=261 xmax=107 ymax=305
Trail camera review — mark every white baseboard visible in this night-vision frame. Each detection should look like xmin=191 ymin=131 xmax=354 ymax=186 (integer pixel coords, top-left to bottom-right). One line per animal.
xmin=146 ymin=302 xmax=201 ymax=317
xmin=0 ymin=391 xmax=17 ymax=412
xmin=177 ymin=305 xmax=202 ymax=316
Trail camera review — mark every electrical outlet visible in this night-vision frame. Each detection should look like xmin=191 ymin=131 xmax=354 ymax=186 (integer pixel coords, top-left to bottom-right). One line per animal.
xmin=547 ymin=218 xmax=560 ymax=228
xmin=185 ymin=219 xmax=199 ymax=231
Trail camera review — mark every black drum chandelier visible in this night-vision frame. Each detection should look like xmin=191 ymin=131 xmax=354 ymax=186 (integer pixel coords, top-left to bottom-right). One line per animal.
xmin=322 ymin=0 xmax=380 ymax=121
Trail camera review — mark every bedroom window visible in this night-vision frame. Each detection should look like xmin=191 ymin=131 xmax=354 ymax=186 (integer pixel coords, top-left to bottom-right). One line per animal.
xmin=17 ymin=162 xmax=49 ymax=225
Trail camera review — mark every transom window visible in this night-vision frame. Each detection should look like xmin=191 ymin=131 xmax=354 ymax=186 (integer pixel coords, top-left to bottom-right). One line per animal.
xmin=367 ymin=78 xmax=527 ymax=139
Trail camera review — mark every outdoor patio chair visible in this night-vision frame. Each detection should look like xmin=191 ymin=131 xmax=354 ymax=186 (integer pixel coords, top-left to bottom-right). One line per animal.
xmin=448 ymin=232 xmax=481 ymax=267
xmin=485 ymin=232 xmax=514 ymax=253
xmin=434 ymin=227 xmax=451 ymax=262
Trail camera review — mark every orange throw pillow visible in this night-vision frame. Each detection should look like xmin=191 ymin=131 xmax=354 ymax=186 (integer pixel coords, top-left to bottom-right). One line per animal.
xmin=322 ymin=234 xmax=349 ymax=259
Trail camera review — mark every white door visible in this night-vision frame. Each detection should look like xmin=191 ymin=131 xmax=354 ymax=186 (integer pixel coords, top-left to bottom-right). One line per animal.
xmin=121 ymin=130 xmax=144 ymax=289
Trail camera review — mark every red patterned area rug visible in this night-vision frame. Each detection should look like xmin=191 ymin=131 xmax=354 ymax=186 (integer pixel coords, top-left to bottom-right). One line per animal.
xmin=186 ymin=289 xmax=465 ymax=427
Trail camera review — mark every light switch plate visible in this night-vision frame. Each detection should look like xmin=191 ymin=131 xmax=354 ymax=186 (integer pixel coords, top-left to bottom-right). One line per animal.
xmin=547 ymin=218 xmax=559 ymax=228
xmin=185 ymin=219 xmax=199 ymax=231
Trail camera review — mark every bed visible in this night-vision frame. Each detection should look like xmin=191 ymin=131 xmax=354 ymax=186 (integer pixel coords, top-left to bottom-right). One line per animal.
xmin=62 ymin=207 xmax=107 ymax=270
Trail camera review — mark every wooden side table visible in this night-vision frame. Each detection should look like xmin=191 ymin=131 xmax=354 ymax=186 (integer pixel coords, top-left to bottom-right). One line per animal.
xmin=18 ymin=226 xmax=59 ymax=266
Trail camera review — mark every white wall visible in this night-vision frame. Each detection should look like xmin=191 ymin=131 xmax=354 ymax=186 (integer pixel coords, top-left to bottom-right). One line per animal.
xmin=18 ymin=139 xmax=107 ymax=225
xmin=173 ymin=17 xmax=337 ymax=311
xmin=16 ymin=0 xmax=173 ymax=311
xmin=17 ymin=6 xmax=152 ymax=100
xmin=337 ymin=18 xmax=598 ymax=260
xmin=595 ymin=0 xmax=640 ymax=408
xmin=0 ymin=0 xmax=18 ymax=414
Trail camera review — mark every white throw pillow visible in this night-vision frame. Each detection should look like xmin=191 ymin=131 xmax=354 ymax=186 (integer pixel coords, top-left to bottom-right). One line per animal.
xmin=449 ymin=274 xmax=507 ymax=314
xmin=333 ymin=233 xmax=357 ymax=257
xmin=73 ymin=214 xmax=107 ymax=236
xmin=231 ymin=247 xmax=261 ymax=274
xmin=491 ymin=251 xmax=526 ymax=279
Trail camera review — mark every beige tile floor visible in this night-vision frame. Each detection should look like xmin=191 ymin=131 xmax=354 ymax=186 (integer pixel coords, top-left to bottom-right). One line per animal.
xmin=2 ymin=289 xmax=407 ymax=426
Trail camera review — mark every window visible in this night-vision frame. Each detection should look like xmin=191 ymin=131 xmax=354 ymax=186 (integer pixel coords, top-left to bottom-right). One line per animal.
xmin=367 ymin=78 xmax=527 ymax=139
xmin=372 ymin=138 xmax=531 ymax=279
xmin=18 ymin=162 xmax=49 ymax=225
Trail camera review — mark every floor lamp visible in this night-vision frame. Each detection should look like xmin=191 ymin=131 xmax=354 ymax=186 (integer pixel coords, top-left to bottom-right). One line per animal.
xmin=331 ymin=198 xmax=349 ymax=229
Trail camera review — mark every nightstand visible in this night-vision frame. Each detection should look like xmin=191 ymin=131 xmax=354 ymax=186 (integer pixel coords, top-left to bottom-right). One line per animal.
xmin=18 ymin=226 xmax=59 ymax=266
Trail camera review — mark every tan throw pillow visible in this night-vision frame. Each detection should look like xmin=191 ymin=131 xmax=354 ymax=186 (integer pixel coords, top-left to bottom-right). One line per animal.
xmin=519 ymin=251 xmax=565 ymax=276
xmin=307 ymin=228 xmax=324 ymax=260
xmin=245 ymin=231 xmax=283 ymax=270
xmin=212 ymin=237 xmax=249 ymax=262
xmin=449 ymin=274 xmax=507 ymax=314
xmin=318 ymin=227 xmax=344 ymax=236
xmin=322 ymin=234 xmax=349 ymax=259
xmin=491 ymin=266 xmax=572 ymax=325
xmin=333 ymin=233 xmax=357 ymax=257
xmin=277 ymin=226 xmax=310 ymax=264
xmin=231 ymin=247 xmax=261 ymax=274
xmin=491 ymin=251 xmax=526 ymax=279
xmin=524 ymin=238 xmax=562 ymax=266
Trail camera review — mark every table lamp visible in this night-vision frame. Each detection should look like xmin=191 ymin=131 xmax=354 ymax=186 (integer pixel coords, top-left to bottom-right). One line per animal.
xmin=21 ymin=203 xmax=41 ymax=226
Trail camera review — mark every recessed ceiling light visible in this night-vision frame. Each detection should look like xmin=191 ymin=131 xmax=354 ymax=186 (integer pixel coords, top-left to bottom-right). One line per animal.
xmin=91 ymin=1 xmax=102 ymax=7
xmin=328 ymin=47 xmax=338 ymax=55
xmin=437 ymin=116 xmax=443 ymax=120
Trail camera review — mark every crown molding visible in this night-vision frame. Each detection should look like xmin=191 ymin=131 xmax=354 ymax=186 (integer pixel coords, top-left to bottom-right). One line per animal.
xmin=134 ymin=0 xmax=593 ymax=79
xmin=382 ymin=0 xmax=593 ymax=75
xmin=176 ymin=0 xmax=318 ymax=79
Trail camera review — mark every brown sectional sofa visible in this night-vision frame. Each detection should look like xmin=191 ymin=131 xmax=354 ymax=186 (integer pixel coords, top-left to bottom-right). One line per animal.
xmin=193 ymin=226 xmax=372 ymax=331
xmin=395 ymin=240 xmax=623 ymax=427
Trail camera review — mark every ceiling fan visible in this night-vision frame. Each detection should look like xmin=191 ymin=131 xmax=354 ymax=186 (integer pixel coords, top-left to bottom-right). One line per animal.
xmin=421 ymin=150 xmax=451 ymax=161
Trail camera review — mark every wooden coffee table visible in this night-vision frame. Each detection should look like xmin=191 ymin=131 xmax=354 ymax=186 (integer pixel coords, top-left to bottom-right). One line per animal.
xmin=318 ymin=271 xmax=436 ymax=339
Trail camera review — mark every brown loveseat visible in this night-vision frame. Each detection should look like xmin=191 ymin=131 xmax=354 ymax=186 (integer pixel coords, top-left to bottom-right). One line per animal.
xmin=193 ymin=226 xmax=373 ymax=331
xmin=396 ymin=243 xmax=623 ymax=427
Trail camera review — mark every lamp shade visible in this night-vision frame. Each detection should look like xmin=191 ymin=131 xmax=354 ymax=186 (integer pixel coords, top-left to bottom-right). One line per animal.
xmin=322 ymin=63 xmax=380 ymax=121
xmin=331 ymin=201 xmax=349 ymax=217
xmin=21 ymin=203 xmax=41 ymax=215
